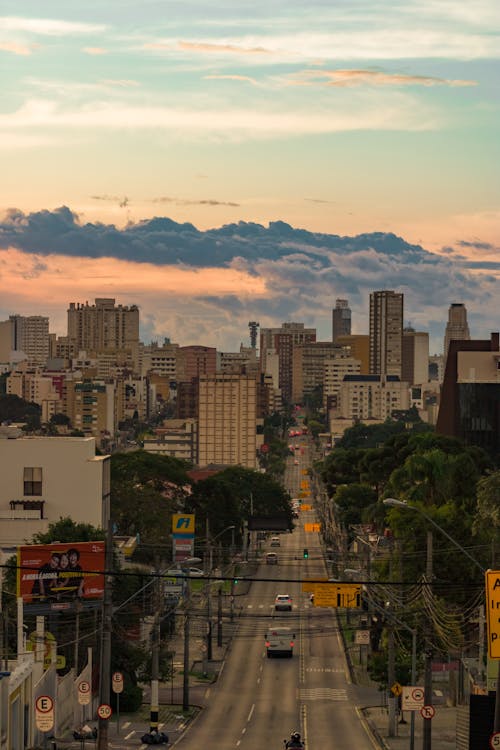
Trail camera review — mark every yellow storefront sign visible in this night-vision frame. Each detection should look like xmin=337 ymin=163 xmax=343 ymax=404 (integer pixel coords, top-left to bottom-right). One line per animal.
xmin=172 ymin=514 xmax=195 ymax=534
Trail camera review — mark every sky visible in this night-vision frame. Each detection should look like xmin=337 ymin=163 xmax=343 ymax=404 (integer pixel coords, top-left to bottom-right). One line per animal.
xmin=0 ymin=1 xmax=499 ymax=353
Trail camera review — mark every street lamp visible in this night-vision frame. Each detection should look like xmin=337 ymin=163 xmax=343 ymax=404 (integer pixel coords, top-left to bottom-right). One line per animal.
xmin=383 ymin=497 xmax=487 ymax=750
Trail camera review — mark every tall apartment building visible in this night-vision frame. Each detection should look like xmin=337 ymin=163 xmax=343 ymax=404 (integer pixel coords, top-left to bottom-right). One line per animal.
xmin=9 ymin=315 xmax=50 ymax=366
xmin=197 ymin=374 xmax=259 ymax=469
xmin=177 ymin=346 xmax=217 ymax=383
xmin=336 ymin=335 xmax=370 ymax=374
xmin=337 ymin=374 xmax=410 ymax=421
xmin=143 ymin=419 xmax=197 ymax=463
xmin=260 ymin=323 xmax=316 ymax=403
xmin=369 ymin=290 xmax=403 ymax=378
xmin=292 ymin=341 xmax=345 ymax=403
xmin=67 ymin=298 xmax=140 ymax=370
xmin=217 ymin=346 xmax=258 ymax=376
xmin=332 ymin=299 xmax=351 ymax=343
xmin=65 ymin=377 xmax=124 ymax=444
xmin=443 ymin=303 xmax=470 ymax=360
xmin=402 ymin=328 xmax=429 ymax=385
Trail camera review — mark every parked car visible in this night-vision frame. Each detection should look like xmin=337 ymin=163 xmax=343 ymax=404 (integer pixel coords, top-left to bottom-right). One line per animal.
xmin=266 ymin=552 xmax=278 ymax=565
xmin=270 ymin=536 xmax=281 ymax=547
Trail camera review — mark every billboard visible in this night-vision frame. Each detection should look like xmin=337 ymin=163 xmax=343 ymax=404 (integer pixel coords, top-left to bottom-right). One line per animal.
xmin=17 ymin=541 xmax=105 ymax=605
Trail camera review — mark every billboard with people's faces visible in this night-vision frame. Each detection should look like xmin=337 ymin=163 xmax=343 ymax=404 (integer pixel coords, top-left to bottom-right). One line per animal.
xmin=17 ymin=541 xmax=105 ymax=606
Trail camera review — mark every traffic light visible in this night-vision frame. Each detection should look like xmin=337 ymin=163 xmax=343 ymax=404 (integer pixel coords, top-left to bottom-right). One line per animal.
xmin=303 ymin=548 xmax=309 ymax=559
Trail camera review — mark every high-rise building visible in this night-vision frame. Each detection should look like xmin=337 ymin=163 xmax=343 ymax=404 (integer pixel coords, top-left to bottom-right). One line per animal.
xmin=437 ymin=332 xmax=500 ymax=456
xmin=67 ymin=298 xmax=139 ymax=370
xmin=443 ymin=303 xmax=470 ymax=359
xmin=9 ymin=315 xmax=50 ymax=366
xmin=332 ymin=299 xmax=351 ymax=343
xmin=177 ymin=346 xmax=217 ymax=382
xmin=197 ymin=373 xmax=259 ymax=469
xmin=292 ymin=341 xmax=345 ymax=403
xmin=369 ymin=291 xmax=403 ymax=377
xmin=402 ymin=328 xmax=429 ymax=385
xmin=260 ymin=323 xmax=316 ymax=403
xmin=336 ymin=335 xmax=370 ymax=374
xmin=337 ymin=374 xmax=410 ymax=421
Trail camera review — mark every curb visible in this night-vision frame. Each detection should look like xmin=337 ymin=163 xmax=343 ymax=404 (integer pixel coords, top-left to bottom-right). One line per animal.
xmin=358 ymin=706 xmax=390 ymax=750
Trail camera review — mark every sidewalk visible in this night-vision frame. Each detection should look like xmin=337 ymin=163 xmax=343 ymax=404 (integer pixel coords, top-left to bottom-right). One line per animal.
xmin=362 ymin=705 xmax=458 ymax=750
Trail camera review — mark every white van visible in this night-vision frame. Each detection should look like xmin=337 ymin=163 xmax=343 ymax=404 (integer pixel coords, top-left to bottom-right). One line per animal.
xmin=265 ymin=626 xmax=295 ymax=658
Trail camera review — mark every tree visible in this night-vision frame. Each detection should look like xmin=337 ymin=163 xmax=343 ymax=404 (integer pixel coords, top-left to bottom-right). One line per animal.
xmin=332 ymin=483 xmax=377 ymax=536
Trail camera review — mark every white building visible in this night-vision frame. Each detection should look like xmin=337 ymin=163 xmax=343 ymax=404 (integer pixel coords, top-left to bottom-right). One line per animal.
xmin=336 ymin=374 xmax=410 ymax=421
xmin=0 ymin=436 xmax=110 ymax=550
xmin=323 ymin=355 xmax=361 ymax=406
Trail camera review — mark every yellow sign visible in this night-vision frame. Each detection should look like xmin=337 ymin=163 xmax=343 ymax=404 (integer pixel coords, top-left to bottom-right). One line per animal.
xmin=300 ymin=504 xmax=312 ymax=511
xmin=312 ymin=583 xmax=361 ymax=608
xmin=485 ymin=570 xmax=500 ymax=659
xmin=301 ymin=578 xmax=328 ymax=592
xmin=300 ymin=480 xmax=309 ymax=489
xmin=301 ymin=469 xmax=308 ymax=476
xmin=391 ymin=682 xmax=403 ymax=696
xmin=172 ymin=514 xmax=195 ymax=534
xmin=304 ymin=523 xmax=321 ymax=533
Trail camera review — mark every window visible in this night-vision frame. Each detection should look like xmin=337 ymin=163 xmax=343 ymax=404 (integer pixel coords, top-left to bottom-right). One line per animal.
xmin=24 ymin=467 xmax=42 ymax=496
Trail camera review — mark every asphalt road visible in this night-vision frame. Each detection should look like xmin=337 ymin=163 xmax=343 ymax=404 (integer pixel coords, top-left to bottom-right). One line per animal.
xmin=175 ymin=444 xmax=381 ymax=750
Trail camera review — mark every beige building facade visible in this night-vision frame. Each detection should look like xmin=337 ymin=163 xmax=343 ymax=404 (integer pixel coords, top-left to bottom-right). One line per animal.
xmin=336 ymin=375 xmax=410 ymax=421
xmin=197 ymin=374 xmax=259 ymax=468
xmin=0 ymin=436 xmax=110 ymax=549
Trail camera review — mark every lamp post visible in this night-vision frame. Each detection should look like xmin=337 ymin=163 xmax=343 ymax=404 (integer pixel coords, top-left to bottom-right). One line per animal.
xmin=383 ymin=497 xmax=487 ymax=750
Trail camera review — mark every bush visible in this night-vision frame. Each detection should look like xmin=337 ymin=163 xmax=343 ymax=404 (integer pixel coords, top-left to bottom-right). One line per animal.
xmin=111 ymin=681 xmax=143 ymax=712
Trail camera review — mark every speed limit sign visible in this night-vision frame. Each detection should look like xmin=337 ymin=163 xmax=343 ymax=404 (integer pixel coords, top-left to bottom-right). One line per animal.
xmin=490 ymin=731 xmax=500 ymax=749
xmin=97 ymin=703 xmax=112 ymax=720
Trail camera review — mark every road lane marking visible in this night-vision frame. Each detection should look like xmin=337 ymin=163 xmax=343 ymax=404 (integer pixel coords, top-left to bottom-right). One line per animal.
xmin=242 ymin=727 xmax=246 ymax=734
xmin=205 ymin=687 xmax=211 ymax=698
xmin=122 ymin=721 xmax=131 ymax=729
xmin=247 ymin=703 xmax=255 ymax=722
xmin=125 ymin=730 xmax=135 ymax=740
xmin=236 ymin=741 xmax=241 ymax=746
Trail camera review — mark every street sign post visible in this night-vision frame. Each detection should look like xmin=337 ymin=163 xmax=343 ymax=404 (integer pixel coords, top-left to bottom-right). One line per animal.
xmin=311 ymin=582 xmax=361 ymax=608
xmin=77 ymin=680 xmax=91 ymax=706
xmin=402 ymin=686 xmax=425 ymax=711
xmin=485 ymin=570 xmax=500 ymax=659
xmin=35 ymin=695 xmax=54 ymax=733
xmin=112 ymin=671 xmax=123 ymax=736
xmin=97 ymin=703 xmax=112 ymax=720
xmin=420 ymin=705 xmax=435 ymax=720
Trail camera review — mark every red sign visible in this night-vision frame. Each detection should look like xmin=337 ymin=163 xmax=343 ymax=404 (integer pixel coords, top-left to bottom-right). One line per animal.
xmin=17 ymin=541 xmax=105 ymax=605
xmin=97 ymin=703 xmax=112 ymax=720
xmin=35 ymin=695 xmax=54 ymax=732
xmin=420 ymin=705 xmax=435 ymax=719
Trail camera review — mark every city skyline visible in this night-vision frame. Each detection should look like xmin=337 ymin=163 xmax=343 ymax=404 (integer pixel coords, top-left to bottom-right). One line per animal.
xmin=1 ymin=1 xmax=498 ymax=352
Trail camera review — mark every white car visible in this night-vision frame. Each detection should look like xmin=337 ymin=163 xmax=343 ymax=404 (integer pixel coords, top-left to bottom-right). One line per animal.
xmin=165 ymin=567 xmax=204 ymax=578
xmin=274 ymin=594 xmax=293 ymax=611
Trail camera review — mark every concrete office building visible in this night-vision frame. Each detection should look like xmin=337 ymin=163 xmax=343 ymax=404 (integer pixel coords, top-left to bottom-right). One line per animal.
xmin=143 ymin=419 xmax=197 ymax=462
xmin=443 ymin=303 xmax=470 ymax=360
xmin=260 ymin=323 xmax=316 ymax=403
xmin=217 ymin=346 xmax=259 ymax=375
xmin=429 ymin=354 xmax=445 ymax=383
xmin=402 ymin=328 xmax=429 ymax=386
xmin=65 ymin=377 xmax=124 ymax=445
xmin=67 ymin=298 xmax=140 ymax=370
xmin=197 ymin=374 xmax=259 ymax=469
xmin=369 ymin=290 xmax=403 ymax=378
xmin=141 ymin=341 xmax=180 ymax=379
xmin=332 ymin=299 xmax=351 ymax=343
xmin=437 ymin=332 xmax=500 ymax=456
xmin=0 ymin=436 xmax=110 ymax=549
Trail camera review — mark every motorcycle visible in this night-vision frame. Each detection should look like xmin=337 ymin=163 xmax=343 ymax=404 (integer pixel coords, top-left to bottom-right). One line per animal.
xmin=283 ymin=740 xmax=305 ymax=749
xmin=140 ymin=731 xmax=169 ymax=745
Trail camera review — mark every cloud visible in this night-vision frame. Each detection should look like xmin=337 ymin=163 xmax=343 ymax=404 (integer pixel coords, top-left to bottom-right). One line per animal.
xmin=204 ymin=74 xmax=258 ymax=84
xmin=91 ymin=195 xmax=130 ymax=208
xmin=288 ymin=69 xmax=477 ymax=87
xmin=0 ymin=17 xmax=105 ymax=36
xmin=151 ymin=196 xmax=240 ymax=207
xmin=0 ymin=40 xmax=35 ymax=55
xmin=82 ymin=47 xmax=108 ymax=56
xmin=305 ymin=198 xmax=336 ymax=204
xmin=178 ymin=40 xmax=271 ymax=55
xmin=99 ymin=79 xmax=139 ymax=88
xmin=0 ymin=208 xmax=498 ymax=352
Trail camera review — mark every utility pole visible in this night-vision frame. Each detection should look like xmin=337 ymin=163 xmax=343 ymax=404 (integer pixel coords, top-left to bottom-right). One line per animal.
xmin=423 ymin=530 xmax=433 ymax=750
xmin=217 ymin=587 xmax=222 ymax=648
xmin=182 ymin=588 xmax=190 ymax=712
xmin=97 ymin=519 xmax=114 ymax=750
xmin=150 ymin=565 xmax=160 ymax=733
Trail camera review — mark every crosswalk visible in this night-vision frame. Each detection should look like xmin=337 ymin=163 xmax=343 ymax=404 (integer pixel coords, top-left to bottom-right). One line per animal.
xmin=299 ymin=687 xmax=348 ymax=701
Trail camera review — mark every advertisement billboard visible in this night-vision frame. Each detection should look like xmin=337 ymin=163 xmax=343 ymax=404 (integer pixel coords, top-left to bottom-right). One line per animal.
xmin=17 ymin=541 xmax=105 ymax=606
